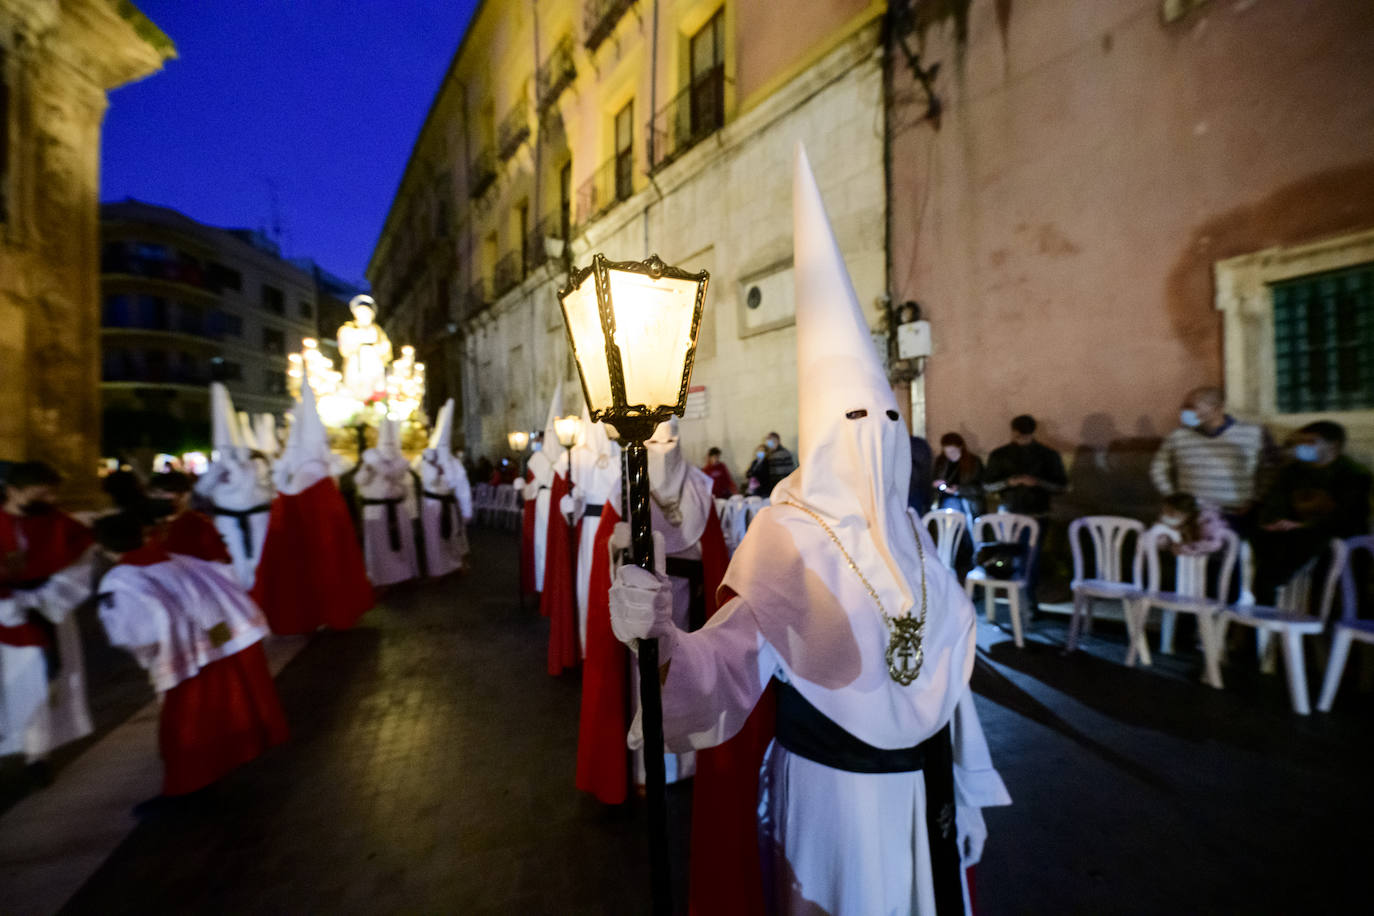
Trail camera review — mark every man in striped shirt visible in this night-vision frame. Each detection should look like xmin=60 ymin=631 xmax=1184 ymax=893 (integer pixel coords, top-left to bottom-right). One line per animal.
xmin=1149 ymin=387 xmax=1268 ymax=528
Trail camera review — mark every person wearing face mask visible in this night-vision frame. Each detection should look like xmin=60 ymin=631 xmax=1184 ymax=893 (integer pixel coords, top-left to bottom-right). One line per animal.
xmin=1154 ymin=493 xmax=1227 ymax=557
xmin=744 ymin=443 xmax=771 ymax=497
xmin=1251 ymin=421 xmax=1371 ymax=604
xmin=1149 ymin=387 xmax=1269 ymax=533
xmin=607 ymin=148 xmax=1007 ymax=915
xmin=762 ymin=431 xmax=796 ymax=497
xmin=0 ymin=461 xmax=97 ymax=778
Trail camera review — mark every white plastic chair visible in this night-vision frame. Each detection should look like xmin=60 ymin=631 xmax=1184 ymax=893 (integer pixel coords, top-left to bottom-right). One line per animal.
xmin=921 ymin=509 xmax=967 ymax=572
xmin=1318 ymin=536 xmax=1374 ymax=712
xmin=496 ymin=484 xmax=520 ymax=530
xmin=1068 ymin=516 xmax=1145 ymax=652
xmin=744 ymin=496 xmax=767 ymax=528
xmin=472 ymin=482 xmax=493 ymax=525
xmin=1127 ymin=526 xmax=1240 ymax=688
xmin=964 ymin=512 xmax=1039 ymax=648
xmin=1215 ymin=538 xmax=1348 ymax=715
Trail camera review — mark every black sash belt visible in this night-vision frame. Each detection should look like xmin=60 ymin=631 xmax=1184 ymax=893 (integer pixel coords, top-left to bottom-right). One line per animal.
xmin=423 ymin=491 xmax=458 ymax=539
xmin=773 ymin=679 xmax=963 ymax=913
xmin=362 ymin=497 xmax=404 ymax=551
xmin=210 ymin=503 xmax=271 ymax=559
xmin=664 ymin=557 xmax=705 ymax=631
xmin=584 ymin=503 xmax=604 ymax=518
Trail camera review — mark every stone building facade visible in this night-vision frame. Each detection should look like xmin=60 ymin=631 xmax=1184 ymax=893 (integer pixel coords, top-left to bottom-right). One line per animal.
xmin=0 ymin=0 xmax=171 ymax=501
xmin=369 ymin=0 xmax=890 ymax=473
xmin=100 ymin=200 xmax=318 ymax=457
xmin=886 ymin=0 xmax=1374 ymax=517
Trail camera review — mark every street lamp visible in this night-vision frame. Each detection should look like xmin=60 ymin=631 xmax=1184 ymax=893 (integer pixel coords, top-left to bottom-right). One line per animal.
xmin=553 ymin=414 xmax=582 ymax=450
xmin=507 ymin=430 xmax=530 ymax=454
xmin=557 ymin=252 xmax=708 ymax=916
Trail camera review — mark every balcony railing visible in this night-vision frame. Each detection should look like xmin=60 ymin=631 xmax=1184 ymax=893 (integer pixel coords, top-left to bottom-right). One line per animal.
xmin=648 ymin=65 xmax=727 ymax=174
xmin=493 ymin=251 xmax=524 ymax=298
xmin=101 ymin=253 xmax=206 ymax=288
xmin=463 ymin=280 xmax=489 ymax=319
xmin=498 ymin=97 xmax=531 ymax=161
xmin=576 ymin=152 xmax=635 ymax=228
xmin=536 ymin=36 xmax=578 ymax=112
xmin=469 ymin=147 xmax=498 ymax=200
xmin=525 ymin=213 xmax=570 ymax=273
xmin=583 ymin=0 xmax=636 ymax=52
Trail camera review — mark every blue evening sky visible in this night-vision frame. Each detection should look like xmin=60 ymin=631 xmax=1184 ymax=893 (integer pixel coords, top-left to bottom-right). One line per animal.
xmin=101 ymin=1 xmax=478 ymax=285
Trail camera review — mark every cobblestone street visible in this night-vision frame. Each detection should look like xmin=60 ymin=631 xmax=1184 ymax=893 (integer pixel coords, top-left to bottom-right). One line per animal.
xmin=1 ymin=529 xmax=1367 ymax=914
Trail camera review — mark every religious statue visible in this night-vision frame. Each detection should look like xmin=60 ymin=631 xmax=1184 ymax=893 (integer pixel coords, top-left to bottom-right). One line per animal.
xmin=338 ymin=294 xmax=394 ymax=401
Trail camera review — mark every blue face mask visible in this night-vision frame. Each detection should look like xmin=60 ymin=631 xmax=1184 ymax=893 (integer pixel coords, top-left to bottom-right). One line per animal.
xmin=755 ymin=451 xmax=765 ymax=460
xmin=1180 ymin=409 xmax=1201 ymax=428
xmin=1294 ymin=444 xmax=1321 ymax=463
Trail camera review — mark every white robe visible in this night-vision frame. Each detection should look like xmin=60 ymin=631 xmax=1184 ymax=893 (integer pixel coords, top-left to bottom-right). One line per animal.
xmin=195 ymin=456 xmax=273 ymax=589
xmin=568 ymin=441 xmax=620 ymax=654
xmin=658 ymin=506 xmax=1010 ymax=915
xmin=0 ymin=551 xmax=98 ymax=759
xmin=528 ymin=450 xmax=563 ymax=593
xmin=416 ymin=456 xmax=468 ymax=577
xmin=356 ymin=451 xmax=420 ymax=586
xmin=99 ymin=554 xmax=269 ymax=693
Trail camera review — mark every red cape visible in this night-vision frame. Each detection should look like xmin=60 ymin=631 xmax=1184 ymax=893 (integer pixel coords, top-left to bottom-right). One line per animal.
xmin=541 ymin=472 xmax=578 ymax=675
xmin=161 ymin=510 xmax=231 ymax=563
xmin=250 ymin=477 xmax=374 ymax=634
xmin=575 ymin=500 xmax=729 ymax=806
xmin=0 ymin=509 xmax=92 ymax=647
xmin=520 ymin=472 xmax=537 ymax=596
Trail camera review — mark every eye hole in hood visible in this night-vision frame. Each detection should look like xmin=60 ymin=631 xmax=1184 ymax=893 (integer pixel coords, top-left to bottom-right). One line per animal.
xmin=845 ymin=409 xmax=868 ymax=420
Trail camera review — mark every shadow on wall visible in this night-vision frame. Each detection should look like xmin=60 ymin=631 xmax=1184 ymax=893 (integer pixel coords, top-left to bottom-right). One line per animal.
xmin=1058 ymin=412 xmax=1163 ymax=523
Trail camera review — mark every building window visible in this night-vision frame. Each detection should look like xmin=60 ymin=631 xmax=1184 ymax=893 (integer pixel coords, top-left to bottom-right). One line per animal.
xmin=614 ymin=101 xmax=634 ymax=201
xmin=138 ymin=295 xmax=170 ymax=330
xmin=207 ymin=262 xmax=242 ymax=292
xmin=102 ymin=295 xmax=133 ymax=328
xmin=261 ymin=284 xmax=285 ymax=314
xmin=102 ymin=348 xmax=131 ymax=381
xmin=559 ymin=160 xmax=572 ymax=241
xmin=265 ymin=369 xmax=287 ymax=395
xmin=262 ymin=327 xmax=285 ymax=354
xmin=210 ymin=358 xmax=243 ymax=382
xmin=209 ymin=309 xmax=243 ymax=338
xmin=1272 ymin=263 xmax=1374 ymax=414
xmin=689 ymin=10 xmax=726 ymax=139
xmin=145 ymin=348 xmax=168 ymax=383
xmin=177 ymin=302 xmax=205 ymax=336
xmin=516 ymin=200 xmax=530 ymax=274
xmin=299 ymin=300 xmax=314 ymax=319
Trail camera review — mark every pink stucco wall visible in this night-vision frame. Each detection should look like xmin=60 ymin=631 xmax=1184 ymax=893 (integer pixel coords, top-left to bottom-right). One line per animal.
xmin=889 ymin=0 xmax=1374 ymax=513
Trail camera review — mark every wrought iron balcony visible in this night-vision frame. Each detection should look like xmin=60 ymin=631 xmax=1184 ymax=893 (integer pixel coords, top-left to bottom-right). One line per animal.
xmin=493 ymin=251 xmax=524 ymax=298
xmin=469 ymin=147 xmax=498 ymax=200
xmin=576 ymin=151 xmax=635 ymax=228
xmin=536 ymin=36 xmax=578 ymax=112
xmin=498 ymin=97 xmax=531 ymax=161
xmin=463 ymin=280 xmax=489 ymax=319
xmin=647 ymin=65 xmax=727 ymax=174
xmin=583 ymin=0 xmax=636 ymax=52
xmin=525 ymin=213 xmax=570 ymax=273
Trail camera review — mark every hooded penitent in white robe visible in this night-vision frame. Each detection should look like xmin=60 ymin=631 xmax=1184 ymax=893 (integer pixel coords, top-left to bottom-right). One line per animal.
xmin=414 ymin=399 xmax=472 ymax=577
xmin=527 ymin=382 xmax=567 ymax=593
xmin=356 ymin=418 xmax=420 ymax=586
xmin=618 ymin=146 xmax=1009 ymax=915
xmin=196 ymin=384 xmax=273 ymax=589
xmin=561 ymin=407 xmax=621 ymax=654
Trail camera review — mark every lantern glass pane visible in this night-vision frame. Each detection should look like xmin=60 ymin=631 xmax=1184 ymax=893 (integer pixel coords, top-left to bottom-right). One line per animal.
xmin=607 ymin=269 xmax=699 ymax=410
xmin=560 ymin=278 xmax=615 ymax=412
xmin=554 ymin=414 xmax=582 ymax=447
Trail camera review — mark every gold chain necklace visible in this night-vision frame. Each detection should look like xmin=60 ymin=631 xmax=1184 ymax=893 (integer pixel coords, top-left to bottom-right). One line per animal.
xmin=782 ymin=501 xmax=929 ymax=685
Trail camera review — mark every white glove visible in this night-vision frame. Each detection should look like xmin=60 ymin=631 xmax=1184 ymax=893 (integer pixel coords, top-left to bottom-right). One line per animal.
xmin=559 ymin=492 xmax=585 ymax=520
xmin=608 ymin=521 xmax=631 ymax=554
xmin=609 ymin=564 xmax=676 ymax=647
xmin=956 ymin=804 xmax=988 ymax=866
xmin=511 ymin=478 xmax=526 ymax=497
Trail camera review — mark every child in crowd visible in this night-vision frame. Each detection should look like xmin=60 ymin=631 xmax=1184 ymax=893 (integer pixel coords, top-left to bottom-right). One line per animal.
xmin=1156 ymin=492 xmax=1228 ymax=556
xmin=148 ymin=471 xmax=231 ymax=563
xmin=92 ymin=511 xmax=287 ymax=800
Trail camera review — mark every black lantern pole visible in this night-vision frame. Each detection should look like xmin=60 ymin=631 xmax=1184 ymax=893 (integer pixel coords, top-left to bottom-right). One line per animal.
xmin=558 ymin=253 xmax=708 ymax=916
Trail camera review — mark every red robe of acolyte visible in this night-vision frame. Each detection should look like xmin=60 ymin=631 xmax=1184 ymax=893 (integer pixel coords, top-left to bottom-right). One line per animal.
xmin=541 ymin=472 xmax=578 ymax=675
xmin=161 ymin=510 xmax=231 ymax=563
xmin=112 ymin=542 xmax=289 ymax=795
xmin=250 ymin=478 xmax=374 ymax=635
xmin=0 ymin=510 xmax=93 ymax=647
xmin=520 ymin=472 xmax=537 ymax=597
xmin=575 ymin=501 xmax=729 ymax=805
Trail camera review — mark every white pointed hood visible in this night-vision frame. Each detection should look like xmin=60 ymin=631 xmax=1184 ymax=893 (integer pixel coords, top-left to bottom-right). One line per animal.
xmin=210 ymin=383 xmax=244 ymax=453
xmin=431 ymin=398 xmax=456 ymax=453
xmin=275 ymin=376 xmax=332 ymax=493
xmin=528 ymin=380 xmax=564 ymax=487
xmin=238 ymin=411 xmax=260 ymax=452
xmin=645 ymin=416 xmax=713 ymax=554
xmin=569 ymin=404 xmax=621 ymax=505
xmin=255 ymin=414 xmax=279 ymax=459
xmin=770 ymin=144 xmax=917 ymax=617
xmin=376 ymin=417 xmax=403 ymax=460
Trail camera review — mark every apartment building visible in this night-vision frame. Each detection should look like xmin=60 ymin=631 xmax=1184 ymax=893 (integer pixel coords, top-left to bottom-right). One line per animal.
xmin=370 ymin=0 xmax=889 ymax=470
xmin=100 ymin=200 xmax=317 ymax=455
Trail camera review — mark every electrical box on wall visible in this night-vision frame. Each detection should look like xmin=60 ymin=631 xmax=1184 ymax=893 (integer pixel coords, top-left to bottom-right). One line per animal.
xmin=897 ymin=320 xmax=932 ymax=359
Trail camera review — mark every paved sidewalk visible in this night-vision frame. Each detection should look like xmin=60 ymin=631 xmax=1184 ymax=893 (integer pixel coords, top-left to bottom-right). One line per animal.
xmin=2 ymin=529 xmax=1368 ymax=914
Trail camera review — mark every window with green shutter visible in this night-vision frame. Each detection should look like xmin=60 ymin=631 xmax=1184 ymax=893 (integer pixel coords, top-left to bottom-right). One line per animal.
xmin=1271 ymin=262 xmax=1374 ymax=413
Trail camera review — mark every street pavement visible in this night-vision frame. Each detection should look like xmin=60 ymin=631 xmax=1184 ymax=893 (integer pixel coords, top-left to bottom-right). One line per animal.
xmin=3 ymin=528 xmax=1369 ymax=914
